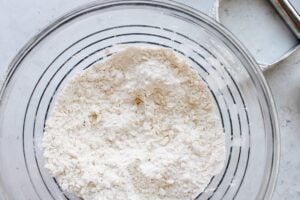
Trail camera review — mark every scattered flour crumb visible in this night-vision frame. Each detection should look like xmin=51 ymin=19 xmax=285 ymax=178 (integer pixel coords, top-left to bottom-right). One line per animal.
xmin=42 ymin=47 xmax=225 ymax=200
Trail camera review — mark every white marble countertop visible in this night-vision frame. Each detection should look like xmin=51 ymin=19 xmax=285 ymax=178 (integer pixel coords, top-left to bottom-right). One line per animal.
xmin=265 ymin=49 xmax=300 ymax=200
xmin=0 ymin=0 xmax=299 ymax=199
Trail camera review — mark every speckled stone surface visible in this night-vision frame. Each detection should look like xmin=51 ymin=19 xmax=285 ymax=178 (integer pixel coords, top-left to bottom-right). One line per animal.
xmin=265 ymin=52 xmax=300 ymax=200
xmin=0 ymin=0 xmax=299 ymax=199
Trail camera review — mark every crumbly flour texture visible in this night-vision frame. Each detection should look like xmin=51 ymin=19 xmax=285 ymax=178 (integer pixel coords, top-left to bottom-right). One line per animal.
xmin=42 ymin=47 xmax=225 ymax=200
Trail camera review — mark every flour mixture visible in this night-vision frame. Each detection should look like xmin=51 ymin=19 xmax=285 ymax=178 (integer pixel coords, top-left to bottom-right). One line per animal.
xmin=42 ymin=47 xmax=225 ymax=200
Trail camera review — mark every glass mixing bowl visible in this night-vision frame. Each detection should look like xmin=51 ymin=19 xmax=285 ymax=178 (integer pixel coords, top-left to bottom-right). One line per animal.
xmin=0 ymin=1 xmax=279 ymax=199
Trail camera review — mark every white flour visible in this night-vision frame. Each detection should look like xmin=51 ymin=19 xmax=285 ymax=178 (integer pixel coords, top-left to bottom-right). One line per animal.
xmin=42 ymin=47 xmax=225 ymax=200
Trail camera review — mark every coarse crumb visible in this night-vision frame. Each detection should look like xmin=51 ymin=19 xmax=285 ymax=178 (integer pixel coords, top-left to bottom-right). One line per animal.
xmin=42 ymin=47 xmax=225 ymax=200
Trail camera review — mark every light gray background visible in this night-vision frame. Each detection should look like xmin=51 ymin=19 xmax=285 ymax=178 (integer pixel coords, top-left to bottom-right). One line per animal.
xmin=0 ymin=0 xmax=299 ymax=199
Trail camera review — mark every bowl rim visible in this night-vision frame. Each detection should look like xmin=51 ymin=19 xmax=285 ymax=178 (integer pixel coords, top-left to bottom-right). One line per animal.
xmin=0 ymin=1 xmax=280 ymax=199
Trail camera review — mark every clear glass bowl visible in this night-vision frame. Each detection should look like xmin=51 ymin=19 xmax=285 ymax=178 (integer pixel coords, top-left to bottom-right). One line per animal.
xmin=0 ymin=1 xmax=279 ymax=199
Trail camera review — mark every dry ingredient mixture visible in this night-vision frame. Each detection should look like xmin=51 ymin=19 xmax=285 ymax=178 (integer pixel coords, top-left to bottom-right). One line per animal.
xmin=42 ymin=47 xmax=225 ymax=200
